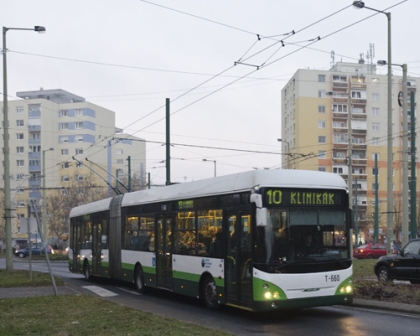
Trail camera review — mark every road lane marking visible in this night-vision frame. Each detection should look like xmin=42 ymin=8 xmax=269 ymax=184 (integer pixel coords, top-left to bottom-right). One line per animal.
xmin=116 ymin=287 xmax=142 ymax=295
xmin=82 ymin=285 xmax=118 ymax=297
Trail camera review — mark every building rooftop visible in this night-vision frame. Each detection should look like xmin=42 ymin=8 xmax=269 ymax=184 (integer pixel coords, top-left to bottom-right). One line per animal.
xmin=16 ymin=89 xmax=85 ymax=104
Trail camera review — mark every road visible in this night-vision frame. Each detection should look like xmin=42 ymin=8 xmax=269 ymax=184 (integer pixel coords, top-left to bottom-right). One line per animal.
xmin=2 ymin=258 xmax=420 ymax=336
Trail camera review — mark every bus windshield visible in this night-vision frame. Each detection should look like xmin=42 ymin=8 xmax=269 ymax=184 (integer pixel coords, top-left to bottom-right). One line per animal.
xmin=255 ymin=208 xmax=349 ymax=267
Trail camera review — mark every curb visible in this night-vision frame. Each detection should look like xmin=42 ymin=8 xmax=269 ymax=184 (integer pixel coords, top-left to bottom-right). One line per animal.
xmin=352 ymin=298 xmax=420 ymax=315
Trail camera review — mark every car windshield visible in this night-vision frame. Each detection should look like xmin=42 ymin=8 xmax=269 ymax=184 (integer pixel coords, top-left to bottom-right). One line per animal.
xmin=255 ymin=208 xmax=350 ymax=265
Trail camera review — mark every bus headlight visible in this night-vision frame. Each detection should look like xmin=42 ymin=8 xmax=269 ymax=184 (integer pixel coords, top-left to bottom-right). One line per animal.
xmin=264 ymin=292 xmax=272 ymax=299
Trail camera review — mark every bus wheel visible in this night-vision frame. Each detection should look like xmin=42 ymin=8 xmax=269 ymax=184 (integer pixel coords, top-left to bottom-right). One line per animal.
xmin=134 ymin=266 xmax=147 ymax=294
xmin=202 ymin=276 xmax=219 ymax=310
xmin=83 ymin=261 xmax=91 ymax=281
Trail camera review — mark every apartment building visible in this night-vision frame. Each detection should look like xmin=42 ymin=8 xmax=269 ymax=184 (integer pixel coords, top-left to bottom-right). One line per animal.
xmin=1 ymin=89 xmax=146 ymax=240
xmin=281 ymin=61 xmax=419 ymax=243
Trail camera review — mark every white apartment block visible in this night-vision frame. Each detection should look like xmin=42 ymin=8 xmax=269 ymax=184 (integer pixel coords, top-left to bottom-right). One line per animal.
xmin=281 ymin=61 xmax=419 ymax=243
xmin=1 ymin=89 xmax=146 ymax=240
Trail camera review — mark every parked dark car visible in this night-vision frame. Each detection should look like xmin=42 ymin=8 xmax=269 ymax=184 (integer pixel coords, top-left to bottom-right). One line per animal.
xmin=14 ymin=245 xmax=53 ymax=258
xmin=353 ymin=243 xmax=387 ymax=259
xmin=374 ymin=238 xmax=420 ymax=284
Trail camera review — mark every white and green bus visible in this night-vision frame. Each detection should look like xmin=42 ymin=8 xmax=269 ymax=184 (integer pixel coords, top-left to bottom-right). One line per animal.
xmin=69 ymin=169 xmax=353 ymax=312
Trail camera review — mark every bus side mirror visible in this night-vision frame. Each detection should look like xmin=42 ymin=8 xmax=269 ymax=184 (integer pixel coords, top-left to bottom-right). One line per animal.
xmin=256 ymin=208 xmax=268 ymax=227
xmin=250 ymin=193 xmax=267 ymax=226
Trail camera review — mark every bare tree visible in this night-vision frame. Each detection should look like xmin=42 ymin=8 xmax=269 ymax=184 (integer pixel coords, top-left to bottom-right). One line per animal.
xmin=46 ymin=172 xmax=108 ymax=240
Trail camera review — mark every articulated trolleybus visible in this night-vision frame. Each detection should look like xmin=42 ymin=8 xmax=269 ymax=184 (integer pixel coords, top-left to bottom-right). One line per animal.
xmin=69 ymin=170 xmax=353 ymax=312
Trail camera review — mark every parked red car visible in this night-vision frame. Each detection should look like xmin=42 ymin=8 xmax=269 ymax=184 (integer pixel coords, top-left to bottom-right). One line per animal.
xmin=353 ymin=243 xmax=387 ymax=259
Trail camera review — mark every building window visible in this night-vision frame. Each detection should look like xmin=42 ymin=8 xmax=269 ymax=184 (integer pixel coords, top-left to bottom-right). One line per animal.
xmin=18 ymin=201 xmax=25 ymax=208
xmin=116 ymin=149 xmax=123 ymax=155
xmin=372 ymin=138 xmax=379 ymax=146
xmin=351 ymin=91 xmax=362 ymax=99
xmin=318 ymin=120 xmax=326 ymax=129
xmin=17 ymin=187 xmax=24 ymax=194
xmin=318 ymin=166 xmax=326 ymax=172
xmin=62 ymin=175 xmax=69 ymax=182
xmin=16 ymin=107 xmax=24 ymax=114
xmin=117 ymin=159 xmax=124 ymax=164
xmin=61 ymin=188 xmax=68 ymax=195
xmin=318 ymin=74 xmax=326 ymax=82
xmin=61 ymin=162 xmax=70 ymax=169
xmin=318 ymin=150 xmax=326 ymax=159
xmin=318 ymin=90 xmax=326 ymax=98
xmin=61 ymin=149 xmax=69 ymax=156
xmin=29 ymin=160 xmax=40 ymax=166
xmin=60 ymin=123 xmax=69 ymax=130
xmin=16 ymin=133 xmax=24 ymax=140
xmin=333 ymin=121 xmax=345 ymax=128
xmin=60 ymin=110 xmax=68 ymax=117
xmin=29 ymin=145 xmax=41 ymax=152
xmin=31 ymin=132 xmax=40 ymax=139
xmin=372 ymin=108 xmax=379 ymax=116
xmin=75 ymin=109 xmax=83 ymax=116
xmin=16 ymin=146 xmax=24 ymax=153
xmin=372 ymin=93 xmax=379 ymax=101
xmin=318 ymin=136 xmax=326 ymax=144
xmin=75 ymin=148 xmax=83 ymax=155
xmin=76 ymin=174 xmax=84 ymax=181
xmin=16 ymin=120 xmax=24 ymax=127
xmin=75 ymin=122 xmax=83 ymax=129
xmin=318 ymin=105 xmax=326 ymax=113
xmin=17 ymin=160 xmax=24 ymax=167
xmin=372 ymin=153 xmax=380 ymax=160
xmin=60 ymin=136 xmax=69 ymax=143
xmin=333 ymin=167 xmax=343 ymax=174
xmin=332 ymin=104 xmax=347 ymax=113
xmin=16 ymin=173 xmax=25 ymax=180
xmin=372 ymin=123 xmax=380 ymax=131
xmin=75 ymin=135 xmax=83 ymax=142
xmin=76 ymin=162 xmax=83 ymax=168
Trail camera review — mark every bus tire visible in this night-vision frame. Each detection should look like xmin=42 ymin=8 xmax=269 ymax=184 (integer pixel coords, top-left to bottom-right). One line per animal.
xmin=83 ymin=261 xmax=91 ymax=281
xmin=134 ymin=266 xmax=147 ymax=294
xmin=202 ymin=275 xmax=219 ymax=310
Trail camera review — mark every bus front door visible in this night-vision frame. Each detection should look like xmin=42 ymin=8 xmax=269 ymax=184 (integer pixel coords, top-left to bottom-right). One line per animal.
xmin=225 ymin=212 xmax=253 ymax=306
xmin=91 ymin=222 xmax=102 ymax=276
xmin=156 ymin=216 xmax=173 ymax=290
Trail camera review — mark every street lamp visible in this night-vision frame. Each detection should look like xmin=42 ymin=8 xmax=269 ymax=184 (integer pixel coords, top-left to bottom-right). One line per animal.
xmin=42 ymin=147 xmax=54 ymax=245
xmin=277 ymin=139 xmax=290 ymax=169
xmin=2 ymin=25 xmax=46 ymax=271
xmin=202 ymin=159 xmax=216 ymax=177
xmin=353 ymin=2 xmax=393 ymax=252
xmin=378 ymin=61 xmax=408 ymax=245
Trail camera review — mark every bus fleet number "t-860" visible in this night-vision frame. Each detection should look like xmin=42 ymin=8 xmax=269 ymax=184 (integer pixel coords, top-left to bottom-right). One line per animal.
xmin=325 ymin=275 xmax=340 ymax=282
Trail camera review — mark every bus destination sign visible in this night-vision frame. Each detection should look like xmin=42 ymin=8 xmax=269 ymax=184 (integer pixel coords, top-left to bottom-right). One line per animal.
xmin=263 ymin=188 xmax=344 ymax=207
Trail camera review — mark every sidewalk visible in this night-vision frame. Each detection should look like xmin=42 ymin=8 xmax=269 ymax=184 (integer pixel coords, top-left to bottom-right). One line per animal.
xmin=0 ymin=285 xmax=79 ymax=299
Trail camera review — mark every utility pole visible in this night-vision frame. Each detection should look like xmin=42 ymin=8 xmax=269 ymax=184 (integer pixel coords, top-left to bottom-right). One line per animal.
xmin=127 ymin=156 xmax=131 ymax=191
xmin=166 ymin=98 xmax=171 ymax=185
xmin=374 ymin=154 xmax=379 ymax=243
xmin=410 ymin=91 xmax=417 ymax=239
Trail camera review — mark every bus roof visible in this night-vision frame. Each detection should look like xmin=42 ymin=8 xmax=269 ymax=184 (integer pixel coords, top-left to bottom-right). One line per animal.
xmin=70 ymin=170 xmax=347 ymax=218
xmin=69 ymin=197 xmax=112 ymax=218
xmin=122 ymin=169 xmax=347 ymax=207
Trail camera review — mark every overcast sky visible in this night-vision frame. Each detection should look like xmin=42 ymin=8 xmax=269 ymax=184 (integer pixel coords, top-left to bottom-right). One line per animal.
xmin=2 ymin=0 xmax=419 ymax=185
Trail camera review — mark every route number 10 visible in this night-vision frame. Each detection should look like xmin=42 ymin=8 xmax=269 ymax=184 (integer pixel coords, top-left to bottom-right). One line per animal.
xmin=266 ymin=190 xmax=282 ymax=205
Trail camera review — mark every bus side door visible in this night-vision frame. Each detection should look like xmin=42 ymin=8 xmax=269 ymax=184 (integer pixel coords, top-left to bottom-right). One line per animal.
xmin=91 ymin=221 xmax=102 ymax=276
xmin=156 ymin=215 xmax=173 ymax=290
xmin=225 ymin=211 xmax=253 ymax=305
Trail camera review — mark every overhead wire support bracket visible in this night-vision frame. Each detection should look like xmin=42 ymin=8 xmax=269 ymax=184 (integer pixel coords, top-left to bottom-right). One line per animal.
xmin=234 ymin=61 xmax=260 ymax=70
xmin=71 ymin=156 xmax=122 ymax=195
